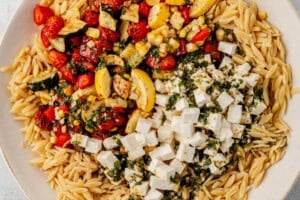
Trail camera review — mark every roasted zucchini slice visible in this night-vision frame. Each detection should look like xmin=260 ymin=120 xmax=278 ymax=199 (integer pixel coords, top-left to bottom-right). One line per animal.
xmin=49 ymin=37 xmax=66 ymax=52
xmin=59 ymin=19 xmax=87 ymax=37
xmin=28 ymin=72 xmax=59 ymax=91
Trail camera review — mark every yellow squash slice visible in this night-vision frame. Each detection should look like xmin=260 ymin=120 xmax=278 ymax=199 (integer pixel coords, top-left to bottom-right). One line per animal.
xmin=189 ymin=0 xmax=217 ymax=18
xmin=148 ymin=3 xmax=170 ymax=29
xmin=166 ymin=0 xmax=185 ymax=6
xmin=95 ymin=67 xmax=112 ymax=98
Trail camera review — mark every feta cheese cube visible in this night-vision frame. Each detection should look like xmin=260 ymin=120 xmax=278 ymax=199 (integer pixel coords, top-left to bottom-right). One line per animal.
xmin=219 ymin=120 xmax=233 ymax=142
xmin=149 ymin=144 xmax=175 ymax=161
xmin=150 ymin=118 xmax=162 ymax=129
xmin=227 ymin=105 xmax=242 ymax=123
xmin=192 ymin=70 xmax=213 ymax=91
xmin=244 ymin=73 xmax=260 ymax=87
xmin=211 ymin=69 xmax=225 ymax=81
xmin=169 ymin=159 xmax=186 ymax=174
xmin=181 ymin=108 xmax=200 ymax=123
xmin=145 ymin=189 xmax=163 ymax=200
xmin=136 ymin=133 xmax=147 ymax=147
xmin=212 ymin=153 xmax=227 ymax=168
xmin=136 ymin=118 xmax=153 ymax=134
xmin=131 ymin=181 xmax=149 ymax=196
xmin=152 ymin=107 xmax=164 ymax=120
xmin=85 ymin=138 xmax=102 ymax=154
xmin=219 ymin=56 xmax=234 ymax=70
xmin=155 ymin=79 xmax=167 ymax=94
xmin=231 ymin=124 xmax=245 ymax=139
xmin=157 ymin=126 xmax=174 ymax=144
xmin=193 ymin=89 xmax=210 ymax=107
xmin=176 ymin=143 xmax=195 ymax=163
xmin=144 ymin=130 xmax=159 ymax=147
xmin=217 ymin=92 xmax=234 ymax=110
xmin=103 ymin=135 xmax=121 ymax=149
xmin=97 ymin=151 xmax=118 ymax=169
xmin=148 ymin=158 xmax=164 ymax=174
xmin=250 ymin=101 xmax=267 ymax=115
xmin=188 ymin=131 xmax=207 ymax=149
xmin=241 ymin=112 xmax=252 ymax=124
xmin=124 ymin=168 xmax=143 ymax=183
xmin=209 ymin=162 xmax=221 ymax=175
xmin=171 ymin=116 xmax=183 ymax=132
xmin=206 ymin=113 xmax=222 ymax=134
xmin=175 ymin=98 xmax=189 ymax=111
xmin=220 ymin=138 xmax=234 ymax=153
xmin=164 ymin=109 xmax=179 ymax=121
xmin=155 ymin=164 xmax=176 ymax=180
xmin=203 ymin=54 xmax=212 ymax=63
xmin=204 ymin=148 xmax=217 ymax=156
xmin=175 ymin=123 xmax=194 ymax=141
xmin=71 ymin=134 xmax=89 ymax=148
xmin=149 ymin=176 xmax=174 ymax=191
xmin=218 ymin=41 xmax=238 ymax=55
xmin=121 ymin=134 xmax=138 ymax=151
xmin=156 ymin=94 xmax=170 ymax=107
xmin=128 ymin=147 xmax=145 ymax=160
xmin=230 ymin=89 xmax=244 ymax=104
xmin=236 ymin=63 xmax=251 ymax=76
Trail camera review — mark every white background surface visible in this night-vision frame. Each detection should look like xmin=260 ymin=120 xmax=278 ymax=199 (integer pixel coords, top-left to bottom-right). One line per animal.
xmin=0 ymin=0 xmax=299 ymax=200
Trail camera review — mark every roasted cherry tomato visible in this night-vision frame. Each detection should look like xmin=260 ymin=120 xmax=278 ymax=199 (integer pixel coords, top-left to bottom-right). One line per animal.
xmin=70 ymin=36 xmax=82 ymax=47
xmin=40 ymin=27 xmax=50 ymax=48
xmin=81 ymin=61 xmax=95 ymax=72
xmin=177 ymin=39 xmax=188 ymax=56
xmin=99 ymin=27 xmax=120 ymax=43
xmin=204 ymin=42 xmax=221 ymax=60
xmin=48 ymin=50 xmax=68 ymax=68
xmin=83 ymin=9 xmax=99 ymax=27
xmin=112 ymin=107 xmax=126 ymax=113
xmin=56 ymin=133 xmax=71 ymax=147
xmin=146 ymin=55 xmax=176 ymax=70
xmin=35 ymin=106 xmax=53 ymax=131
xmin=44 ymin=16 xmax=64 ymax=39
xmin=71 ymin=48 xmax=85 ymax=62
xmin=145 ymin=55 xmax=159 ymax=68
xmin=92 ymin=133 xmax=108 ymax=141
xmin=44 ymin=106 xmax=55 ymax=121
xmin=127 ymin=20 xmax=150 ymax=42
xmin=97 ymin=120 xmax=116 ymax=132
xmin=191 ymin=27 xmax=211 ymax=43
xmin=58 ymin=105 xmax=69 ymax=113
xmin=94 ymin=0 xmax=124 ymax=11
xmin=180 ymin=6 xmax=190 ymax=25
xmin=33 ymin=4 xmax=54 ymax=25
xmin=76 ymin=73 xmax=95 ymax=89
xmin=59 ymin=66 xmax=77 ymax=84
xmin=139 ymin=1 xmax=151 ymax=18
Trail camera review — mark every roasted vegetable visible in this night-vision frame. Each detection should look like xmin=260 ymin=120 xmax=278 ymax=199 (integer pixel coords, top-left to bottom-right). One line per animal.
xmin=28 ymin=72 xmax=59 ymax=91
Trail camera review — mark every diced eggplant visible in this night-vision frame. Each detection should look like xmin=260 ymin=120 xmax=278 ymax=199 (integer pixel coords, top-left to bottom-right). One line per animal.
xmin=28 ymin=72 xmax=59 ymax=91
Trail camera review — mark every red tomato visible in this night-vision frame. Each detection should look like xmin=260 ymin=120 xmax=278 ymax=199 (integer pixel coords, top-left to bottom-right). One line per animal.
xmin=139 ymin=1 xmax=151 ymax=18
xmin=44 ymin=16 xmax=64 ymax=39
xmin=96 ymin=40 xmax=113 ymax=52
xmin=83 ymin=10 xmax=99 ymax=27
xmin=99 ymin=27 xmax=120 ymax=43
xmin=59 ymin=66 xmax=77 ymax=84
xmin=70 ymin=36 xmax=82 ymax=47
xmin=71 ymin=49 xmax=85 ymax=62
xmin=145 ymin=55 xmax=159 ymax=69
xmin=35 ymin=106 xmax=52 ymax=131
xmin=177 ymin=39 xmax=187 ymax=56
xmin=97 ymin=120 xmax=116 ymax=132
xmin=81 ymin=61 xmax=95 ymax=72
xmin=114 ymin=115 xmax=126 ymax=126
xmin=92 ymin=133 xmax=108 ymax=141
xmin=58 ymin=105 xmax=69 ymax=113
xmin=112 ymin=107 xmax=126 ymax=113
xmin=94 ymin=0 xmax=124 ymax=11
xmin=40 ymin=27 xmax=50 ymax=48
xmin=48 ymin=50 xmax=68 ymax=68
xmin=127 ymin=20 xmax=150 ymax=42
xmin=55 ymin=133 xmax=70 ymax=147
xmin=158 ymin=55 xmax=177 ymax=70
xmin=191 ymin=27 xmax=211 ymax=43
xmin=44 ymin=106 xmax=55 ymax=121
xmin=76 ymin=73 xmax=95 ymax=89
xmin=180 ymin=6 xmax=190 ymax=25
xmin=204 ymin=42 xmax=221 ymax=60
xmin=33 ymin=4 xmax=54 ymax=25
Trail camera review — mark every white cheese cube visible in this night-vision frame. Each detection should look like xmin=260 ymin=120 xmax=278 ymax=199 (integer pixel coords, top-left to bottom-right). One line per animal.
xmin=71 ymin=134 xmax=89 ymax=148
xmin=206 ymin=113 xmax=222 ymax=134
xmin=217 ymin=92 xmax=234 ymax=110
xmin=170 ymin=11 xmax=184 ymax=30
xmin=121 ymin=134 xmax=138 ymax=151
xmin=218 ymin=41 xmax=238 ymax=55
xmin=244 ymin=73 xmax=260 ymax=87
xmin=156 ymin=94 xmax=170 ymax=107
xmin=176 ymin=143 xmax=195 ymax=163
xmin=227 ymin=105 xmax=242 ymax=123
xmin=231 ymin=124 xmax=245 ymax=139
xmin=211 ymin=69 xmax=224 ymax=81
xmin=171 ymin=116 xmax=183 ymax=132
xmin=209 ymin=162 xmax=221 ymax=175
xmin=136 ymin=133 xmax=147 ymax=147
xmin=181 ymin=108 xmax=200 ymax=123
xmin=104 ymin=169 xmax=123 ymax=185
xmin=157 ymin=126 xmax=174 ymax=144
xmin=230 ymin=89 xmax=244 ymax=104
xmin=193 ymin=89 xmax=210 ymax=107
xmin=155 ymin=79 xmax=167 ymax=93
xmin=175 ymin=98 xmax=189 ymax=111
xmin=241 ymin=112 xmax=252 ymax=124
xmin=124 ymin=168 xmax=143 ymax=183
xmin=85 ymin=138 xmax=102 ymax=154
xmin=219 ymin=56 xmax=234 ymax=70
xmin=131 ymin=181 xmax=149 ymax=196
xmin=250 ymin=101 xmax=267 ymax=115
xmin=218 ymin=120 xmax=233 ymax=142
xmin=188 ymin=131 xmax=207 ymax=149
xmin=175 ymin=123 xmax=194 ymax=141
xmin=145 ymin=189 xmax=163 ymax=200
xmin=155 ymin=164 xmax=176 ymax=180
xmin=148 ymin=158 xmax=164 ymax=174
xmin=150 ymin=118 xmax=162 ymax=129
xmin=204 ymin=148 xmax=217 ymax=156
xmin=192 ymin=70 xmax=213 ymax=91
xmin=220 ymin=138 xmax=234 ymax=153
xmin=149 ymin=144 xmax=175 ymax=161
xmin=97 ymin=151 xmax=118 ymax=170
xmin=203 ymin=54 xmax=212 ymax=63
xmin=163 ymin=109 xmax=179 ymax=121
xmin=144 ymin=130 xmax=159 ymax=147
xmin=236 ymin=63 xmax=251 ymax=76
xmin=103 ymin=135 xmax=121 ymax=149
xmin=136 ymin=118 xmax=153 ymax=134
xmin=149 ymin=176 xmax=174 ymax=191
xmin=128 ymin=147 xmax=145 ymax=160
xmin=152 ymin=107 xmax=164 ymax=120
xmin=169 ymin=159 xmax=186 ymax=174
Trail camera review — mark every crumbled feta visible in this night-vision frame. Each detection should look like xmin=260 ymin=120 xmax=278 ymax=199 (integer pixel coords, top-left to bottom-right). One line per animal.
xmin=145 ymin=189 xmax=163 ymax=200
xmin=97 ymin=151 xmax=118 ymax=170
xmin=181 ymin=108 xmax=200 ymax=123
xmin=85 ymin=138 xmax=102 ymax=154
xmin=176 ymin=143 xmax=195 ymax=163
xmin=157 ymin=126 xmax=174 ymax=144
xmin=128 ymin=147 xmax=146 ymax=160
xmin=250 ymin=100 xmax=267 ymax=115
xmin=235 ymin=63 xmax=251 ymax=76
xmin=193 ymin=88 xmax=211 ymax=107
xmin=217 ymin=92 xmax=234 ymax=110
xmin=144 ymin=130 xmax=159 ymax=147
xmin=136 ymin=118 xmax=153 ymax=134
xmin=155 ymin=79 xmax=167 ymax=94
xmin=175 ymin=98 xmax=189 ymax=111
xmin=103 ymin=135 xmax=121 ymax=149
xmin=206 ymin=113 xmax=222 ymax=134
xmin=149 ymin=144 xmax=175 ymax=161
xmin=149 ymin=176 xmax=175 ymax=191
xmin=231 ymin=124 xmax=245 ymax=139
xmin=131 ymin=181 xmax=149 ymax=196
xmin=169 ymin=159 xmax=186 ymax=174
xmin=156 ymin=94 xmax=170 ymax=107
xmin=244 ymin=73 xmax=260 ymax=87
xmin=71 ymin=134 xmax=89 ymax=148
xmin=227 ymin=104 xmax=242 ymax=123
xmin=218 ymin=41 xmax=238 ymax=55
xmin=192 ymin=70 xmax=213 ymax=91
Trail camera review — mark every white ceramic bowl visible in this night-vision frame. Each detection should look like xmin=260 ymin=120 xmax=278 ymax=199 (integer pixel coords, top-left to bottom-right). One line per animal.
xmin=0 ymin=0 xmax=300 ymax=199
